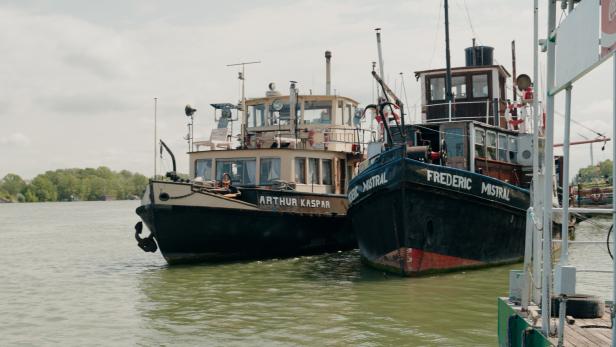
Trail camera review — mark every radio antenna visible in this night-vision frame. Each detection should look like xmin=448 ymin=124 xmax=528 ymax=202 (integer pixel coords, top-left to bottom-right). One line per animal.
xmin=226 ymin=60 xmax=261 ymax=148
xmin=153 ymin=97 xmax=157 ymax=179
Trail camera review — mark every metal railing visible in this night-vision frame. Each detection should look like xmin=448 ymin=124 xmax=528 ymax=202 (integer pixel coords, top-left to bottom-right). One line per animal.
xmin=423 ymin=99 xmax=492 ymax=123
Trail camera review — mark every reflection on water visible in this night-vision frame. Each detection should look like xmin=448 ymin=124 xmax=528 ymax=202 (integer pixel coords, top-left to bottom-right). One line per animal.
xmin=1 ymin=201 xmax=612 ymax=346
xmin=136 ymin=251 xmax=516 ymax=346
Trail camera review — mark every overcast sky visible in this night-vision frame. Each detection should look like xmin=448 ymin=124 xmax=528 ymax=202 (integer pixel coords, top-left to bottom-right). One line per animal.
xmin=1 ymin=0 xmax=613 ymax=179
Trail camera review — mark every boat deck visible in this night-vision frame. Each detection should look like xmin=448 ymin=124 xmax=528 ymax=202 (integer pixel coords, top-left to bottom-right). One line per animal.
xmin=542 ymin=306 xmax=613 ymax=346
xmin=499 ymin=298 xmax=613 ymax=346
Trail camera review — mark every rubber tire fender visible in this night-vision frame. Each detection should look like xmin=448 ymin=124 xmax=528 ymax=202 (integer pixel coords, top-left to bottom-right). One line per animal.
xmin=550 ymin=294 xmax=605 ymax=319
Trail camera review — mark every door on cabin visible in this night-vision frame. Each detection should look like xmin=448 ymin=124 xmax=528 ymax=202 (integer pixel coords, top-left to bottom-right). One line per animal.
xmin=440 ymin=124 xmax=467 ymax=170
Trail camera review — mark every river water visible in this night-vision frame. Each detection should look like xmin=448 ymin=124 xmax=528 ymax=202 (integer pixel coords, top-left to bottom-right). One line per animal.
xmin=0 ymin=201 xmax=612 ymax=346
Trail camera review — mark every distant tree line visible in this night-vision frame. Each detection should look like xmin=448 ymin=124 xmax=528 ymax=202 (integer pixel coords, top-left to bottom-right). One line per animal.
xmin=0 ymin=167 xmax=148 ymax=203
xmin=574 ymin=159 xmax=612 ymax=185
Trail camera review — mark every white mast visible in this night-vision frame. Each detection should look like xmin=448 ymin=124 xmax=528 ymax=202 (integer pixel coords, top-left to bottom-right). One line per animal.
xmin=541 ymin=0 xmax=557 ymax=336
xmin=227 ymin=61 xmax=261 ymax=148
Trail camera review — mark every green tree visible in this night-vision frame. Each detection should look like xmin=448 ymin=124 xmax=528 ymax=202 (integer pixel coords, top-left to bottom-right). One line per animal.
xmin=1 ymin=173 xmax=26 ymax=197
xmin=29 ymin=176 xmax=58 ymax=202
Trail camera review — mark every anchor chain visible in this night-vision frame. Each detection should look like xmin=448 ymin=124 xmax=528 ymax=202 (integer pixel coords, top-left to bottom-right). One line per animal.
xmin=134 ymin=221 xmax=158 ymax=253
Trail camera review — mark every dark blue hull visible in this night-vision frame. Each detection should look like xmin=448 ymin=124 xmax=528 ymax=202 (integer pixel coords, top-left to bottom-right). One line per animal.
xmin=348 ymin=153 xmax=529 ymax=275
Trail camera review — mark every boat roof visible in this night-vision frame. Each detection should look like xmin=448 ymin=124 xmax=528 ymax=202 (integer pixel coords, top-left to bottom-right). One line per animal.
xmin=245 ymin=94 xmax=359 ymax=106
xmin=414 ymin=65 xmax=511 ymax=79
xmin=210 ymin=103 xmax=238 ymax=110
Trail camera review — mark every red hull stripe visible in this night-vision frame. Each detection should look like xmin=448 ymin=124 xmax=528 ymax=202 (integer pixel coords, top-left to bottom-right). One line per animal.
xmin=375 ymin=247 xmax=483 ymax=274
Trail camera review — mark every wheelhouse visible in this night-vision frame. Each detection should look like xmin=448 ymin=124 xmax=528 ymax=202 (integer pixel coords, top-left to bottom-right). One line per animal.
xmin=190 ymin=84 xmax=369 ymax=195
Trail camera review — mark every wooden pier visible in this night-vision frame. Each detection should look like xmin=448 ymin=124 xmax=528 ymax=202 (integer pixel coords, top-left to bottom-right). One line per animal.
xmin=499 ymin=298 xmax=613 ymax=346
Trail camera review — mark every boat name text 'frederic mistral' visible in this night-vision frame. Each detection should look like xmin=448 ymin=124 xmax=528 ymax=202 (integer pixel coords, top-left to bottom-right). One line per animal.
xmin=426 ymin=169 xmax=510 ymax=201
xmin=347 ymin=172 xmax=388 ymax=203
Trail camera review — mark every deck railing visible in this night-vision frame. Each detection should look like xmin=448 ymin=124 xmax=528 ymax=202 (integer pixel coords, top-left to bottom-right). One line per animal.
xmin=423 ymin=99 xmax=492 ymax=123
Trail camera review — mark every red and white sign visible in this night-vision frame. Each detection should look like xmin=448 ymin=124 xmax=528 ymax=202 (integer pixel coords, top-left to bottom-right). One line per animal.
xmin=602 ymin=0 xmax=616 ymax=57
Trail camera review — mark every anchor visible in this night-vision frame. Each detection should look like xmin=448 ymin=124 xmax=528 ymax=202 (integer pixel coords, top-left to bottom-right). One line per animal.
xmin=134 ymin=221 xmax=158 ymax=253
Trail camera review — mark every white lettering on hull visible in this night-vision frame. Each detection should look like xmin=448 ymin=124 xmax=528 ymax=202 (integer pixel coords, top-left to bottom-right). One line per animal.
xmin=259 ymin=195 xmax=330 ymax=209
xmin=426 ymin=169 xmax=472 ymax=190
xmin=348 ymin=172 xmax=388 ymax=203
xmin=481 ymin=182 xmax=511 ymax=201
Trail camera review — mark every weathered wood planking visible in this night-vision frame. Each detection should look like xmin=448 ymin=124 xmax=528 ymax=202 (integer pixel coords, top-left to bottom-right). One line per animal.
xmin=546 ymin=306 xmax=613 ymax=346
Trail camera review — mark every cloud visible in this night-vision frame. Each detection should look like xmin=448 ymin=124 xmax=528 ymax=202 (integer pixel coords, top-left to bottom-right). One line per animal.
xmin=0 ymin=0 xmax=612 ymax=180
xmin=0 ymin=133 xmax=31 ymax=147
xmin=63 ymin=53 xmax=120 ymax=79
xmin=38 ymin=93 xmax=136 ymax=115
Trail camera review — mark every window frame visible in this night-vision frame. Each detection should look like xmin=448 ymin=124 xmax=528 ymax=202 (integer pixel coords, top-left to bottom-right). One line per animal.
xmin=451 ymin=75 xmax=467 ymax=100
xmin=308 ymin=158 xmax=320 ymax=185
xmin=194 ymin=159 xmax=213 ymax=180
xmin=428 ymin=76 xmax=446 ymax=102
xmin=259 ymin=157 xmax=281 ymax=185
xmin=486 ymin=130 xmax=497 ymax=160
xmin=497 ymin=133 xmax=508 ymax=162
xmin=294 ymin=157 xmax=307 ymax=184
xmin=471 ymin=73 xmax=490 ymax=99
xmin=215 ymin=157 xmax=257 ymax=186
xmin=321 ymin=159 xmax=333 ymax=185
xmin=508 ymin=135 xmax=518 ymax=163
xmin=474 ymin=128 xmax=486 ymax=158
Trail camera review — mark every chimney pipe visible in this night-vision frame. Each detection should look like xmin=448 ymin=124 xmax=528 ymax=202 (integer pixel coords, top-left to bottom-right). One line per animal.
xmin=325 ymin=50 xmax=332 ymax=95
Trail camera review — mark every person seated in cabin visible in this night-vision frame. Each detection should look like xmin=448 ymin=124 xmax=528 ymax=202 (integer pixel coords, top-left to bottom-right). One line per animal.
xmin=220 ymin=172 xmax=238 ymax=195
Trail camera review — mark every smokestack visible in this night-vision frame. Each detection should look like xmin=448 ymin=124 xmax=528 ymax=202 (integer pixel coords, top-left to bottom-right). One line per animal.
xmin=325 ymin=50 xmax=332 ymax=95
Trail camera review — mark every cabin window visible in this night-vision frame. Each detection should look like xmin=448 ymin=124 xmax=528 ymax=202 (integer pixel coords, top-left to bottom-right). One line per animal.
xmin=215 ymin=158 xmax=256 ymax=186
xmin=474 ymin=129 xmax=486 ymax=158
xmin=336 ymin=101 xmax=344 ymax=125
xmin=248 ymin=104 xmax=266 ymax=127
xmin=308 ymin=158 xmax=320 ymax=184
xmin=443 ymin=128 xmax=464 ymax=157
xmin=303 ymin=100 xmax=332 ymax=125
xmin=259 ymin=158 xmax=280 ymax=185
xmin=452 ymin=76 xmax=467 ymax=99
xmin=472 ymin=74 xmax=489 ymax=98
xmin=498 ymin=133 xmax=508 ymax=161
xmin=346 ymin=104 xmax=353 ymax=125
xmin=294 ymin=157 xmax=306 ymax=183
xmin=486 ymin=131 xmax=497 ymax=160
xmin=429 ymin=77 xmax=446 ymax=101
xmin=322 ymin=159 xmax=333 ymax=185
xmin=270 ymin=101 xmax=297 ymax=125
xmin=508 ymin=136 xmax=518 ymax=162
xmin=195 ymin=159 xmax=212 ymax=180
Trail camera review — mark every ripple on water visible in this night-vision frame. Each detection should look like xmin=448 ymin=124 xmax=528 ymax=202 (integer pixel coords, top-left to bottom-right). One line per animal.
xmin=1 ymin=201 xmax=611 ymax=346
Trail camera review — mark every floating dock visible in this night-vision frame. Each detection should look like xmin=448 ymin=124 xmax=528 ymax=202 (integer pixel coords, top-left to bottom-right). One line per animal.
xmin=498 ymin=298 xmax=613 ymax=346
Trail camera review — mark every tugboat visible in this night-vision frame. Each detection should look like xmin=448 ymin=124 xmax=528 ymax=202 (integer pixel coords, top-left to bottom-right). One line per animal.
xmin=348 ymin=44 xmax=534 ymax=275
xmin=135 ymin=52 xmax=367 ymax=264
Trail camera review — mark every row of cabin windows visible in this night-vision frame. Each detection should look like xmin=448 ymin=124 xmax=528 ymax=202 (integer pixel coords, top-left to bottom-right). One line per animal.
xmin=429 ymin=74 xmax=489 ymax=102
xmin=474 ymin=129 xmax=518 ymax=162
xmin=294 ymin=158 xmax=333 ymax=185
xmin=248 ymin=100 xmax=357 ymax=127
xmin=194 ymin=157 xmax=333 ymax=186
xmin=195 ymin=158 xmax=276 ymax=186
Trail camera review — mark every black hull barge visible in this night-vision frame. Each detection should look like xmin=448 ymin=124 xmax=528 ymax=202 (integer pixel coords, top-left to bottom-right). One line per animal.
xmin=137 ymin=181 xmax=354 ymax=264
xmin=348 ymin=153 xmax=529 ymax=275
xmin=134 ymin=74 xmax=368 ymax=264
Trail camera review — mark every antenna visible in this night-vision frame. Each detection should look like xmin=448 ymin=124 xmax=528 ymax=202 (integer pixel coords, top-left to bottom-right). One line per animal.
xmin=375 ymin=28 xmax=385 ymax=99
xmin=226 ymin=60 xmax=261 ymax=148
xmin=153 ymin=97 xmax=157 ymax=179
